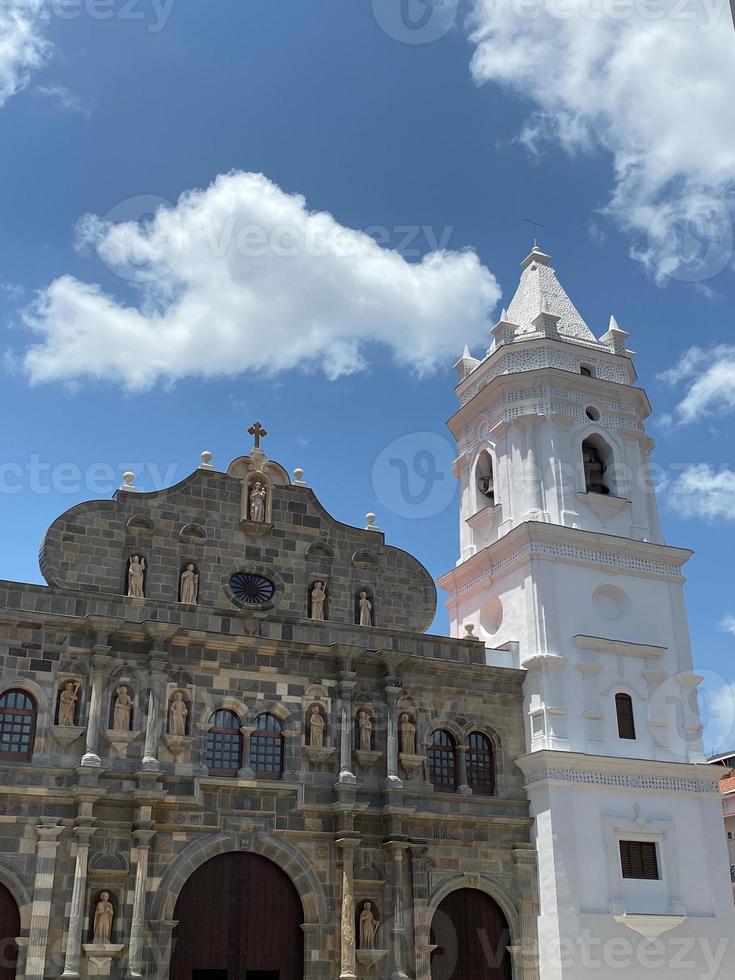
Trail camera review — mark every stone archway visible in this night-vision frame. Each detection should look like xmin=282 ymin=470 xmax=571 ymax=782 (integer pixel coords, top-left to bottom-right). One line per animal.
xmin=430 ymin=887 xmax=512 ymax=980
xmin=169 ymin=852 xmax=303 ymax=980
xmin=0 ymin=882 xmax=20 ymax=980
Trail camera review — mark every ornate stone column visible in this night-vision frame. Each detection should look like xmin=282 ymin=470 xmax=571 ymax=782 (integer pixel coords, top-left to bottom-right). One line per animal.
xmin=141 ymin=689 xmax=161 ymax=771
xmin=337 ymin=838 xmax=359 ymax=979
xmin=409 ymin=845 xmax=431 ymax=980
xmin=385 ymin=841 xmax=409 ymax=980
xmin=338 ymin=668 xmax=357 ymax=785
xmin=81 ymin=663 xmax=108 ymax=767
xmin=512 ymin=845 xmax=540 ymax=980
xmin=384 ymin=682 xmax=403 ymax=789
xmin=457 ymin=745 xmax=472 ymax=796
xmin=81 ymin=618 xmax=123 ymax=767
xmin=61 ymin=799 xmax=98 ymax=977
xmin=127 ymin=821 xmax=156 ymax=978
xmin=25 ymin=819 xmax=64 ymax=980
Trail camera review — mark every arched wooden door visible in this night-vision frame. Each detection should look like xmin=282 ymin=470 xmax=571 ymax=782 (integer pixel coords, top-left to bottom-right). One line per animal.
xmin=430 ymin=888 xmax=512 ymax=980
xmin=170 ymin=852 xmax=304 ymax=980
xmin=0 ymin=883 xmax=19 ymax=979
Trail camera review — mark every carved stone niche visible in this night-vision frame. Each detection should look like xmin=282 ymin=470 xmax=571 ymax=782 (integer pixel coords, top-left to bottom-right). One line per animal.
xmin=162 ymin=685 xmax=194 ymax=762
xmin=302 ymin=694 xmax=336 ymax=766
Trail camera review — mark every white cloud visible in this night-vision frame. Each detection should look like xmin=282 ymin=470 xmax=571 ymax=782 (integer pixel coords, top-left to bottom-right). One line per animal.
xmin=36 ymin=83 xmax=89 ymax=115
xmin=0 ymin=0 xmax=51 ymax=106
xmin=467 ymin=0 xmax=735 ymax=282
xmin=722 ymin=615 xmax=735 ymax=638
xmin=667 ymin=464 xmax=735 ymax=522
xmin=21 ymin=171 xmax=501 ymax=389
xmin=659 ymin=345 xmax=735 ymax=423
xmin=704 ymin=681 xmax=735 ymax=757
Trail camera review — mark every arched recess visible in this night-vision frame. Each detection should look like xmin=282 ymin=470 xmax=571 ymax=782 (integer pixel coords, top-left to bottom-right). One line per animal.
xmin=429 ymin=878 xmax=517 ymax=980
xmin=169 ymin=852 xmax=303 ymax=980
xmin=0 ymin=883 xmax=19 ymax=980
xmin=474 ymin=448 xmax=497 ymax=510
xmin=152 ymin=830 xmax=328 ymax=929
xmin=150 ymin=832 xmax=328 ymax=979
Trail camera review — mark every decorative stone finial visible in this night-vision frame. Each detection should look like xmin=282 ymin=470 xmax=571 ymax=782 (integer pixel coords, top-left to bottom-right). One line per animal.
xmin=293 ymin=467 xmax=307 ymax=486
xmin=365 ymin=512 xmax=379 ymax=532
xmin=200 ymin=451 xmax=213 ymax=470
xmin=120 ymin=471 xmax=136 ymax=492
xmin=464 ymin=623 xmax=479 ymax=639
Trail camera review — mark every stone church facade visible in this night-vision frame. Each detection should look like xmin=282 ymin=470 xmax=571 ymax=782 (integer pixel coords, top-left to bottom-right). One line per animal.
xmin=0 ymin=439 xmax=538 ymax=979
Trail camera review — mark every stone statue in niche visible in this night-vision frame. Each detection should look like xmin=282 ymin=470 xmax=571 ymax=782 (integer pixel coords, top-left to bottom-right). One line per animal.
xmin=310 ymin=581 xmax=327 ymax=620
xmin=112 ymin=686 xmax=133 ymax=731
xmin=308 ymin=706 xmax=325 ymax=748
xmin=93 ymin=892 xmax=114 ymax=944
xmin=359 ymin=901 xmax=379 ymax=949
xmin=179 ymin=564 xmax=199 ymax=604
xmin=399 ymin=713 xmax=416 ymax=755
xmin=127 ymin=556 xmax=146 ymax=598
xmin=357 ymin=710 xmax=373 ymax=752
xmin=168 ymin=692 xmax=188 ymax=736
xmin=358 ymin=592 xmax=373 ymax=627
xmin=249 ymin=481 xmax=267 ymax=523
xmin=58 ymin=680 xmax=81 ymax=727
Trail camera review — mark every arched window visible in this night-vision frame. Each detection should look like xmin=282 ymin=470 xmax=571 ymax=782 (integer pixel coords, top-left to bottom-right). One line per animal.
xmin=466 ymin=732 xmax=495 ymax=795
xmin=206 ymin=709 xmax=243 ymax=777
xmin=582 ymin=436 xmax=612 ymax=495
xmin=476 ymin=451 xmax=495 ymax=505
xmin=0 ymin=689 xmax=37 ymax=761
xmin=428 ymin=730 xmax=457 ymax=791
xmin=580 ymin=364 xmax=595 ymax=377
xmin=615 ymin=693 xmax=636 ymax=740
xmin=250 ymin=713 xmax=284 ymax=779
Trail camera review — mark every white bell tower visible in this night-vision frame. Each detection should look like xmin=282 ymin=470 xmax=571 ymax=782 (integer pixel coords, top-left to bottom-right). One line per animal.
xmin=439 ymin=247 xmax=735 ymax=979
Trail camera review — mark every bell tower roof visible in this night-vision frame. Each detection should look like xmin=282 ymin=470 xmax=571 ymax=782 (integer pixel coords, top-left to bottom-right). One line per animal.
xmin=506 ymin=247 xmax=597 ymax=343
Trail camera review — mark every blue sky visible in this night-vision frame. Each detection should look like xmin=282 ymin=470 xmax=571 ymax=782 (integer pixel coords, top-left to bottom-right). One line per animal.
xmin=1 ymin=0 xmax=734 ymax=748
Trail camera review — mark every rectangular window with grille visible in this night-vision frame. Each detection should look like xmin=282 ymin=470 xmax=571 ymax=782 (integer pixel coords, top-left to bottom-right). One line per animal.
xmin=620 ymin=840 xmax=659 ymax=880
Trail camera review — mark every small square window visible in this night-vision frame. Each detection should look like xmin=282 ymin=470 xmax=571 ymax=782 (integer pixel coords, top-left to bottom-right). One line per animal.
xmin=620 ymin=840 xmax=659 ymax=880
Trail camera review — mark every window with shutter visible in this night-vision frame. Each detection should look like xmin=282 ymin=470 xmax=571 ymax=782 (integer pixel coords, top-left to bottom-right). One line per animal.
xmin=615 ymin=693 xmax=636 ymax=740
xmin=620 ymin=840 xmax=659 ymax=880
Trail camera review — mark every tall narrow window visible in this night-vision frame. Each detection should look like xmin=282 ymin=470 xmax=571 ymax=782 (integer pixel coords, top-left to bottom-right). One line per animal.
xmin=250 ymin=713 xmax=284 ymax=779
xmin=582 ymin=437 xmax=610 ymax=495
xmin=466 ymin=732 xmax=495 ymax=795
xmin=206 ymin=709 xmax=242 ymax=777
xmin=428 ymin=730 xmax=457 ymax=791
xmin=620 ymin=841 xmax=659 ymax=880
xmin=477 ymin=451 xmax=495 ymax=505
xmin=615 ymin=693 xmax=636 ymax=740
xmin=0 ymin=690 xmax=37 ymax=761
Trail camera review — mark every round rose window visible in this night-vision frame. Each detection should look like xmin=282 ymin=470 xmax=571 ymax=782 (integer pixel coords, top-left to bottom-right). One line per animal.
xmin=229 ymin=572 xmax=275 ymax=606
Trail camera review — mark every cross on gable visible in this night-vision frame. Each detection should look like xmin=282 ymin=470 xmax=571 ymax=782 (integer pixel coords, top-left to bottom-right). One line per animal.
xmin=248 ymin=421 xmax=268 ymax=450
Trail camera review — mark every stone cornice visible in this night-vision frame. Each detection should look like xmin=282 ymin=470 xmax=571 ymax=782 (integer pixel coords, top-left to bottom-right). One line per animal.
xmin=438 ymin=521 xmax=692 ymax=599
xmin=516 ymin=749 xmax=721 ymax=795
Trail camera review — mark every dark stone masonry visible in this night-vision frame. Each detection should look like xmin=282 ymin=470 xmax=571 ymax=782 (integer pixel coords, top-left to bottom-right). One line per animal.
xmin=0 ymin=442 xmax=539 ymax=979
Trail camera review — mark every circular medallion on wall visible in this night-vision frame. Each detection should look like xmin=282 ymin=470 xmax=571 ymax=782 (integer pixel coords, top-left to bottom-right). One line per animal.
xmin=592 ymin=584 xmax=631 ymax=621
xmin=228 ymin=572 xmax=276 ymax=607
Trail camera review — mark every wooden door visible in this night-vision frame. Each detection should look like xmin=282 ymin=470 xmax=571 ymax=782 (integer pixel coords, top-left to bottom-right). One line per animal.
xmin=430 ymin=888 xmax=512 ymax=980
xmin=0 ymin=883 xmax=19 ymax=980
xmin=170 ymin=853 xmax=304 ymax=980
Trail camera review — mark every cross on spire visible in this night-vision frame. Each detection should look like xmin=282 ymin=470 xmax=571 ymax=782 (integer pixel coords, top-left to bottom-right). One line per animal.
xmin=524 ymin=217 xmax=544 ymax=248
xmin=248 ymin=421 xmax=268 ymax=450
